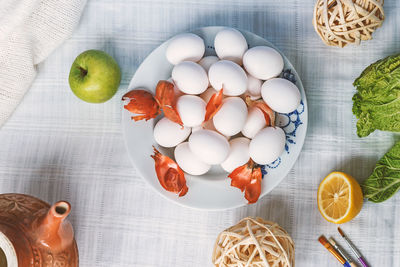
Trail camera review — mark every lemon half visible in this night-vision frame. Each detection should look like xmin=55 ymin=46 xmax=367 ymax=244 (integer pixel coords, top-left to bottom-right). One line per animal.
xmin=317 ymin=172 xmax=363 ymax=224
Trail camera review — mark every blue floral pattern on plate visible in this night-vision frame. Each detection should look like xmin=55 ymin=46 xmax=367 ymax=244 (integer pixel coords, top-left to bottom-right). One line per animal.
xmin=260 ymin=69 xmax=305 ymax=176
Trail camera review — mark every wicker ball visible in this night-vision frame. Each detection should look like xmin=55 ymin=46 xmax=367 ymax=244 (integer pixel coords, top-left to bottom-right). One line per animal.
xmin=212 ymin=217 xmax=295 ymax=267
xmin=313 ymin=0 xmax=384 ymax=47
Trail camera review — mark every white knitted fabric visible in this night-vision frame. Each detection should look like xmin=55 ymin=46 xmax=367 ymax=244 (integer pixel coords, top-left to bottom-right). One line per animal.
xmin=0 ymin=0 xmax=86 ymax=127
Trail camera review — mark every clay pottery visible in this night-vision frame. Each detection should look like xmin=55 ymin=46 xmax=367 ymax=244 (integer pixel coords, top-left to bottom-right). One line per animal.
xmin=0 ymin=194 xmax=78 ymax=267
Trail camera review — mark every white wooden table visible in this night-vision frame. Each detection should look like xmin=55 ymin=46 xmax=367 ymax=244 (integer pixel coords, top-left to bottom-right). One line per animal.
xmin=1 ymin=0 xmax=399 ymax=266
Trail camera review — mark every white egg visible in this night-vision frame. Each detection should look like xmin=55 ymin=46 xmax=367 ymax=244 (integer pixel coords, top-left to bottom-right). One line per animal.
xmin=214 ymin=28 xmax=248 ymax=65
xmin=208 ymin=60 xmax=247 ymax=96
xmin=192 ymin=120 xmax=230 ymax=140
xmin=166 ymin=33 xmax=205 ymax=65
xmin=242 ymin=107 xmax=266 ymax=138
xmin=191 ymin=125 xmax=203 ymax=133
xmin=200 ymin=87 xmax=218 ymax=103
xmin=174 ymin=142 xmax=211 ymax=175
xmin=261 ymin=78 xmax=301 ymax=113
xmin=176 ymin=95 xmax=206 ymax=127
xmin=221 ymin=137 xmax=250 ymax=172
xmin=153 ymin=117 xmax=191 ymax=147
xmin=246 ymin=74 xmax=262 ymax=99
xmin=189 ymin=129 xmax=230 ymax=165
xmin=172 ymin=61 xmax=208 ymax=95
xmin=213 ymin=97 xmax=248 ymax=136
xmin=249 ymin=127 xmax=286 ymax=164
xmin=243 ymin=46 xmax=284 ymax=80
xmin=198 ymin=56 xmax=219 ymax=72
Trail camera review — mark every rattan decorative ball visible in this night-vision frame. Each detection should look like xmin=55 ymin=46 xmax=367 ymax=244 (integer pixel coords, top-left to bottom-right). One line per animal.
xmin=212 ymin=217 xmax=295 ymax=267
xmin=313 ymin=0 xmax=384 ymax=47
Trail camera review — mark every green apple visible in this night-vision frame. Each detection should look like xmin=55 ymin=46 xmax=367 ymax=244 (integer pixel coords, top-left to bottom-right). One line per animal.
xmin=69 ymin=50 xmax=121 ymax=103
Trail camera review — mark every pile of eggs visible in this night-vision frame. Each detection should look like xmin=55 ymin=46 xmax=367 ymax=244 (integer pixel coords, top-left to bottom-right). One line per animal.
xmin=153 ymin=28 xmax=301 ymax=176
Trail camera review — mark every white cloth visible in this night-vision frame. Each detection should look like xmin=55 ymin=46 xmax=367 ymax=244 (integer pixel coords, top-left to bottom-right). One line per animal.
xmin=0 ymin=0 xmax=86 ymax=126
xmin=0 ymin=1 xmax=400 ymax=266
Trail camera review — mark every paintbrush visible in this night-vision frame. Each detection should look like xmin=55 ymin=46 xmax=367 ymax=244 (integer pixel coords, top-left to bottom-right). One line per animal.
xmin=319 ymin=235 xmax=351 ymax=267
xmin=338 ymin=227 xmax=369 ymax=267
xmin=329 ymin=237 xmax=357 ymax=267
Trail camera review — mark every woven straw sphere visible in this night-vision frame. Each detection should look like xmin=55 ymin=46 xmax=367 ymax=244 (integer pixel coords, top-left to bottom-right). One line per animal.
xmin=212 ymin=217 xmax=295 ymax=267
xmin=313 ymin=0 xmax=384 ymax=47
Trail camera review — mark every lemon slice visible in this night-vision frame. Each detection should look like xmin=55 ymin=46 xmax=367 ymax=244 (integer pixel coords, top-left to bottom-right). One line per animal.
xmin=317 ymin=172 xmax=363 ymax=224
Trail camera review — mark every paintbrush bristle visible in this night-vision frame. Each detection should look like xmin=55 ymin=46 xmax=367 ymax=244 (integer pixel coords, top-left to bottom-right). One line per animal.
xmin=318 ymin=235 xmax=328 ymax=246
xmin=338 ymin=227 xmax=345 ymax=237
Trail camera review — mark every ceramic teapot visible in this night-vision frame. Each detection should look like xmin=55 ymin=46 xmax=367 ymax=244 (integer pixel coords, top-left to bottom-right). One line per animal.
xmin=0 ymin=194 xmax=78 ymax=267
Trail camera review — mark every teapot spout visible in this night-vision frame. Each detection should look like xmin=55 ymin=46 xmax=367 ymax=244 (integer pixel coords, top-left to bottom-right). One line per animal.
xmin=35 ymin=201 xmax=74 ymax=253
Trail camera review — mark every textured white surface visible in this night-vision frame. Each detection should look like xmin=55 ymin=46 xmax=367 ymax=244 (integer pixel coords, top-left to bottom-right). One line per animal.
xmin=0 ymin=0 xmax=86 ymax=126
xmin=0 ymin=0 xmax=400 ymax=266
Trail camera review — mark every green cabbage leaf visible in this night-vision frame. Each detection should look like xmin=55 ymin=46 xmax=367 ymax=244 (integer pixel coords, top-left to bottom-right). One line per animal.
xmin=353 ymin=54 xmax=400 ymax=137
xmin=363 ymin=141 xmax=400 ymax=203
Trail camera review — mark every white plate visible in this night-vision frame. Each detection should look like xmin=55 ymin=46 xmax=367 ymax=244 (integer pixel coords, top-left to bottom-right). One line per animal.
xmin=122 ymin=26 xmax=308 ymax=210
